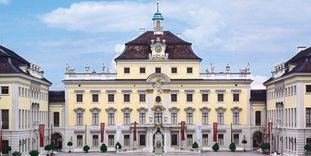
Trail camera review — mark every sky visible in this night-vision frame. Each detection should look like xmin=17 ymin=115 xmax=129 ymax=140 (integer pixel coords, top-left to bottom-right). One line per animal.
xmin=0 ymin=0 xmax=310 ymax=90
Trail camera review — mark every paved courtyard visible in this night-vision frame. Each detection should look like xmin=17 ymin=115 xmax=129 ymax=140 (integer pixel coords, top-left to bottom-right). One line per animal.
xmin=56 ymin=152 xmax=264 ymax=156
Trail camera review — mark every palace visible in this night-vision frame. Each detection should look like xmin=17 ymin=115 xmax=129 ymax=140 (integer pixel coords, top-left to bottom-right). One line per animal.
xmin=0 ymin=2 xmax=310 ymax=156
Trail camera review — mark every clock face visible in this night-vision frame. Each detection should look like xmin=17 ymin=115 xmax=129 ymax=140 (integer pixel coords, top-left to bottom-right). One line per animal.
xmin=155 ymin=45 xmax=162 ymax=53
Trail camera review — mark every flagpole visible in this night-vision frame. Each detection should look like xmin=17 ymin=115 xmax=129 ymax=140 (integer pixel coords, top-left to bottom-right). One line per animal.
xmin=0 ymin=121 xmax=3 ymax=156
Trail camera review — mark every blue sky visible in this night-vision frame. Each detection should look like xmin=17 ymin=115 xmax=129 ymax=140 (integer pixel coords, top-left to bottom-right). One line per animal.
xmin=0 ymin=0 xmax=310 ymax=89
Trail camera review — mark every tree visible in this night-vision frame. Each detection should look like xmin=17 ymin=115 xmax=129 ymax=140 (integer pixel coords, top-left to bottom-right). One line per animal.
xmin=29 ymin=150 xmax=40 ymax=156
xmin=260 ymin=143 xmax=270 ymax=154
xmin=2 ymin=145 xmax=11 ymax=154
xmin=212 ymin=143 xmax=219 ymax=152
xmin=44 ymin=144 xmax=52 ymax=155
xmin=83 ymin=145 xmax=90 ymax=153
xmin=100 ymin=143 xmax=108 ymax=153
xmin=305 ymin=144 xmax=311 ymax=153
xmin=229 ymin=143 xmax=236 ymax=152
xmin=12 ymin=151 xmax=21 ymax=156
xmin=242 ymin=139 xmax=247 ymax=152
xmin=115 ymin=142 xmax=122 ymax=150
xmin=192 ymin=141 xmax=199 ymax=149
xmin=67 ymin=141 xmax=73 ymax=153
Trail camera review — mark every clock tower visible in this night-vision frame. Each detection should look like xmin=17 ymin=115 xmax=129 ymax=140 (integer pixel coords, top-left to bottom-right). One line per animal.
xmin=152 ymin=1 xmax=164 ymax=35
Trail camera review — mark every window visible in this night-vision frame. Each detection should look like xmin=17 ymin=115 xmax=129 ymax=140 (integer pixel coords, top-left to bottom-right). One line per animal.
xmin=108 ymin=94 xmax=114 ymax=102
xmin=76 ymin=94 xmax=83 ymax=102
xmin=154 ymin=113 xmax=162 ymax=124
xmin=92 ymin=94 xmax=99 ymax=102
xmin=155 ymin=67 xmax=161 ymax=73
xmin=307 ymin=138 xmax=311 ymax=144
xmin=53 ymin=112 xmax=59 ymax=127
xmin=187 ymin=113 xmax=193 ymax=124
xmin=124 ymin=135 xmax=130 ymax=146
xmin=171 ymin=112 xmax=177 ymax=124
xmin=140 ymin=67 xmax=145 ymax=73
xmin=124 ymin=113 xmax=130 ymax=125
xmin=124 ymin=67 xmax=130 ymax=73
xmin=1 ymin=110 xmax=9 ymax=129
xmin=202 ymin=113 xmax=208 ymax=125
xmin=186 ymin=94 xmax=193 ymax=102
xmin=218 ymin=134 xmax=224 ymax=145
xmin=202 ymin=134 xmax=208 ymax=146
xmin=306 ymin=108 xmax=311 ymax=127
xmin=1 ymin=86 xmax=9 ymax=94
xmin=139 ymin=113 xmax=146 ymax=124
xmin=92 ymin=135 xmax=99 ymax=146
xmin=139 ymin=134 xmax=146 ymax=146
xmin=217 ymin=93 xmax=224 ymax=102
xmin=233 ymin=112 xmax=239 ymax=125
xmin=171 ymin=94 xmax=177 ymax=102
xmin=187 ymin=134 xmax=193 ymax=146
xmin=124 ymin=94 xmax=130 ymax=102
xmin=233 ymin=93 xmax=239 ymax=102
xmin=139 ymin=94 xmax=146 ymax=102
xmin=187 ymin=67 xmax=193 ymax=73
xmin=202 ymin=94 xmax=208 ymax=102
xmin=217 ymin=112 xmax=224 ymax=124
xmin=171 ymin=67 xmax=177 ymax=73
xmin=76 ymin=112 xmax=83 ymax=126
xmin=108 ymin=135 xmax=114 ymax=146
xmin=255 ymin=111 xmax=261 ymax=126
xmin=77 ymin=135 xmax=83 ymax=146
xmin=92 ymin=112 xmax=99 ymax=125
xmin=307 ymin=85 xmax=311 ymax=93
xmin=233 ymin=134 xmax=239 ymax=145
xmin=108 ymin=113 xmax=115 ymax=125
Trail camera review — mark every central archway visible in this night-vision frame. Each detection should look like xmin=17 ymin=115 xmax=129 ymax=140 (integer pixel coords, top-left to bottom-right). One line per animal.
xmin=52 ymin=132 xmax=63 ymax=151
xmin=253 ymin=131 xmax=263 ymax=148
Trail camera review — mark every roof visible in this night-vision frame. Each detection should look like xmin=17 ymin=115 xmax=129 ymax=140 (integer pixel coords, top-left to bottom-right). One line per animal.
xmin=49 ymin=91 xmax=65 ymax=103
xmin=250 ymin=89 xmax=266 ymax=102
xmin=264 ymin=47 xmax=311 ymax=84
xmin=0 ymin=44 xmax=51 ymax=84
xmin=115 ymin=31 xmax=202 ymax=61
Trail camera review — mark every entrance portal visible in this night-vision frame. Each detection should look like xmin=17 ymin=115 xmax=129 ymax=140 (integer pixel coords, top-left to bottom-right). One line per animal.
xmin=153 ymin=126 xmax=164 ymax=153
xmin=52 ymin=132 xmax=63 ymax=151
xmin=253 ymin=131 xmax=263 ymax=148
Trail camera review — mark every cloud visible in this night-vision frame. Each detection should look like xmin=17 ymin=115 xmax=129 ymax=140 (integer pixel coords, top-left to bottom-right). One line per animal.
xmin=251 ymin=75 xmax=269 ymax=89
xmin=0 ymin=0 xmax=9 ymax=5
xmin=40 ymin=1 xmax=153 ymax=32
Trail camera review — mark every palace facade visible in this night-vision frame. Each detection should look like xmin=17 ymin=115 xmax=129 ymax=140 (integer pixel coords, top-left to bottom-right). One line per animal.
xmin=0 ymin=3 xmax=310 ymax=156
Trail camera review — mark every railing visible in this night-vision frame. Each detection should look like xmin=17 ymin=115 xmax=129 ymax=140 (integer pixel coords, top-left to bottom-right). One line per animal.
xmin=200 ymin=72 xmax=251 ymax=80
xmin=64 ymin=72 xmax=117 ymax=80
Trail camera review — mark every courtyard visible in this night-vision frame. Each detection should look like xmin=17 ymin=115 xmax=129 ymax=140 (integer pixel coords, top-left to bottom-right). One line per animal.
xmin=56 ymin=152 xmax=264 ymax=156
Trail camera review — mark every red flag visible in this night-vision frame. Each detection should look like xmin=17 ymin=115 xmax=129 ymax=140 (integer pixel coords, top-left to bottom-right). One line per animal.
xmin=100 ymin=123 xmax=105 ymax=143
xmin=181 ymin=121 xmax=185 ymax=141
xmin=39 ymin=124 xmax=45 ymax=147
xmin=213 ymin=122 xmax=218 ymax=142
xmin=0 ymin=123 xmax=2 ymax=150
xmin=133 ymin=121 xmax=137 ymax=142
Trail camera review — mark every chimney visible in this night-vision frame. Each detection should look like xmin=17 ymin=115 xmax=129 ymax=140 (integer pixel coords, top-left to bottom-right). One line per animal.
xmin=297 ymin=46 xmax=307 ymax=53
xmin=139 ymin=28 xmax=146 ymax=34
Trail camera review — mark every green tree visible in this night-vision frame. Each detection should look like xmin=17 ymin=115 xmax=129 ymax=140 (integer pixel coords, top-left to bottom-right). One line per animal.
xmin=229 ymin=143 xmax=236 ymax=152
xmin=2 ymin=145 xmax=11 ymax=154
xmin=12 ymin=151 xmax=21 ymax=156
xmin=29 ymin=150 xmax=39 ymax=156
xmin=100 ymin=143 xmax=108 ymax=153
xmin=44 ymin=144 xmax=52 ymax=155
xmin=260 ymin=143 xmax=270 ymax=154
xmin=67 ymin=141 xmax=73 ymax=153
xmin=242 ymin=139 xmax=247 ymax=152
xmin=305 ymin=144 xmax=311 ymax=152
xmin=83 ymin=145 xmax=90 ymax=153
xmin=212 ymin=143 xmax=219 ymax=152
xmin=192 ymin=141 xmax=199 ymax=149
